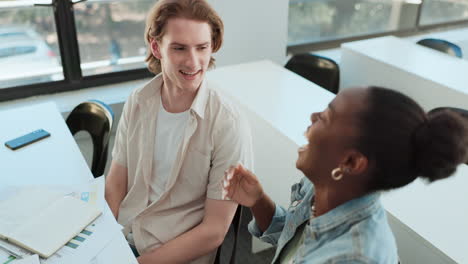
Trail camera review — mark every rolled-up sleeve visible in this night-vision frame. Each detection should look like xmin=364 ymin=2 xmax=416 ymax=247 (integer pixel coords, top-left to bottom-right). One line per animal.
xmin=248 ymin=204 xmax=287 ymax=246
xmin=207 ymin=112 xmax=254 ymax=200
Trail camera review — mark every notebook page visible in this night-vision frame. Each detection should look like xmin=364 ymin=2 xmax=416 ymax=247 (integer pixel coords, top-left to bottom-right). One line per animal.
xmin=0 ymin=187 xmax=63 ymax=239
xmin=8 ymin=196 xmax=102 ymax=258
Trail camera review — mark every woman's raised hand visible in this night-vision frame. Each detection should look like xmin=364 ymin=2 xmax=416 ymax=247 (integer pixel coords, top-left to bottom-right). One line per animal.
xmin=222 ymin=164 xmax=264 ymax=208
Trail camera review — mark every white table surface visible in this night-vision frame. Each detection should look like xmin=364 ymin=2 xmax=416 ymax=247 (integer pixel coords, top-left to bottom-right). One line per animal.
xmin=0 ymin=102 xmax=136 ymax=263
xmin=0 ymin=102 xmax=91 ymax=185
xmin=381 ymin=164 xmax=468 ymax=264
xmin=340 ymin=36 xmax=468 ymax=111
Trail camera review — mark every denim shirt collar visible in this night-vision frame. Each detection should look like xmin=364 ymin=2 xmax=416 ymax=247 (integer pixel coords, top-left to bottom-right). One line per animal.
xmin=308 ymin=188 xmax=382 ymax=235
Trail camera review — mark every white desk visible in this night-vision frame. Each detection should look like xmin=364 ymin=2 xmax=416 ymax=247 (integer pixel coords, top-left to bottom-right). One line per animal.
xmin=208 ymin=60 xmax=335 ymax=252
xmin=0 ymin=102 xmax=136 ymax=263
xmin=382 ymin=164 xmax=468 ymax=264
xmin=340 ymin=36 xmax=468 ymax=111
xmin=0 ymin=102 xmax=91 ymax=185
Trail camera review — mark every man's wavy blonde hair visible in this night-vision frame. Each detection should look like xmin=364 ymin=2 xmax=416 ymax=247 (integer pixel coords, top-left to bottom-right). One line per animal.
xmin=144 ymin=0 xmax=224 ymax=74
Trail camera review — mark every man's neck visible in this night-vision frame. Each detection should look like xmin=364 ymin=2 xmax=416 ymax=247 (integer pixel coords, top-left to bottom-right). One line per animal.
xmin=160 ymin=80 xmax=199 ymax=113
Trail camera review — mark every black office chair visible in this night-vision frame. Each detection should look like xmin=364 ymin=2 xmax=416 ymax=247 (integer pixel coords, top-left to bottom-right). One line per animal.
xmin=66 ymin=100 xmax=114 ymax=177
xmin=285 ymin=53 xmax=340 ymax=94
xmin=416 ymin=38 xmax=463 ymax=58
xmin=428 ymin=107 xmax=468 ymax=165
xmin=214 ymin=205 xmax=243 ymax=264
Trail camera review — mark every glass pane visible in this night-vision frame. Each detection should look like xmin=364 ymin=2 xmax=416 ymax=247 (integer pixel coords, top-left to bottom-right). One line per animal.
xmin=288 ymin=0 xmax=420 ymax=45
xmin=0 ymin=0 xmax=63 ymax=89
xmin=74 ymin=0 xmax=154 ymax=76
xmin=420 ymin=0 xmax=468 ymax=25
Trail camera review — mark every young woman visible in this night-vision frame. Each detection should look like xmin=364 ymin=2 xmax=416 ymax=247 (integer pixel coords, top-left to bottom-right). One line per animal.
xmin=223 ymin=86 xmax=468 ymax=263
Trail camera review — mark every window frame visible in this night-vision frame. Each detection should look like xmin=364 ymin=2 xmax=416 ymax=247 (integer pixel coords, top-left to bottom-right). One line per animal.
xmin=287 ymin=0 xmax=468 ymax=54
xmin=0 ymin=0 xmax=152 ymax=102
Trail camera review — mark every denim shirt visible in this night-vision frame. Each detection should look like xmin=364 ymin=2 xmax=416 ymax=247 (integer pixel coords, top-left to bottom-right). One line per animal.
xmin=248 ymin=178 xmax=398 ymax=264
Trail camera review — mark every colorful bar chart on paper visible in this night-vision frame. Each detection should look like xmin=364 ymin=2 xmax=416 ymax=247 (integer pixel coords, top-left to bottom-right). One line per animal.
xmin=0 ymin=253 xmax=15 ymax=264
xmin=64 ymin=226 xmax=94 ymax=250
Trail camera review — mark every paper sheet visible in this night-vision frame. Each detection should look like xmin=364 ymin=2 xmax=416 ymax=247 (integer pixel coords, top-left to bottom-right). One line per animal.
xmin=12 ymin=255 xmax=39 ymax=264
xmin=0 ymin=176 xmax=122 ymax=264
xmin=0 ymin=245 xmax=18 ymax=264
xmin=89 ymin=234 xmax=138 ymax=264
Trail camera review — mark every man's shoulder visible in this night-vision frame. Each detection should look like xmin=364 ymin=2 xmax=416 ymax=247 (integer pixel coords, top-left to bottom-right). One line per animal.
xmin=127 ymin=75 xmax=161 ymax=104
xmin=204 ymin=80 xmax=242 ymax=121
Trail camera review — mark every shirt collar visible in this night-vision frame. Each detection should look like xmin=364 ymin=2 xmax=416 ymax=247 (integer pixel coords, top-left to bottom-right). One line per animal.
xmin=135 ymin=73 xmax=208 ymax=120
xmin=135 ymin=74 xmax=161 ymax=106
xmin=308 ymin=188 xmax=382 ymax=233
xmin=189 ymin=78 xmax=208 ymax=119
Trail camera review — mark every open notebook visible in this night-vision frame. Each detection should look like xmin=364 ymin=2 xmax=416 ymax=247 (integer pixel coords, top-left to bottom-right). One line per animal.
xmin=0 ymin=187 xmax=101 ymax=258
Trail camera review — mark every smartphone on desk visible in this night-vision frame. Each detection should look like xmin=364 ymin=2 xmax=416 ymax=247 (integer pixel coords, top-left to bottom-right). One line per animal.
xmin=5 ymin=129 xmax=51 ymax=150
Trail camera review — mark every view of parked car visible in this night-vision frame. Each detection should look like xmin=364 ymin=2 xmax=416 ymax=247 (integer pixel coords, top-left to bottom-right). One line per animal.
xmin=0 ymin=26 xmax=63 ymax=89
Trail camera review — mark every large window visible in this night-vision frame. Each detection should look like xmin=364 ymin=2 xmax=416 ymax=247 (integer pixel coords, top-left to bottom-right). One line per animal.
xmin=74 ymin=0 xmax=153 ymax=76
xmin=0 ymin=1 xmax=63 ymax=89
xmin=0 ymin=0 xmax=153 ymax=102
xmin=288 ymin=0 xmax=468 ymax=47
xmin=420 ymin=0 xmax=468 ymax=25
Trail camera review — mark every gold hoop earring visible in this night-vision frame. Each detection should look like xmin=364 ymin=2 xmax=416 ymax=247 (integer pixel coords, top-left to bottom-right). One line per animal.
xmin=331 ymin=167 xmax=343 ymax=181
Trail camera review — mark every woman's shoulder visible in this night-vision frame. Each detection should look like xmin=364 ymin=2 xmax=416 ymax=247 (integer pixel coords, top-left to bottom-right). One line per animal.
xmin=339 ymin=203 xmax=397 ymax=261
xmin=302 ymin=203 xmax=398 ymax=263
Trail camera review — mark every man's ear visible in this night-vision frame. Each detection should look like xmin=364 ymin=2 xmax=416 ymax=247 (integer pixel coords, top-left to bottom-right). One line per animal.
xmin=341 ymin=150 xmax=368 ymax=175
xmin=150 ymin=38 xmax=162 ymax=59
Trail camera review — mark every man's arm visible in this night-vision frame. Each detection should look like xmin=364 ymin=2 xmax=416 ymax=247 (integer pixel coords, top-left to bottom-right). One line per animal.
xmin=137 ymin=198 xmax=237 ymax=264
xmin=104 ymin=161 xmax=128 ymax=219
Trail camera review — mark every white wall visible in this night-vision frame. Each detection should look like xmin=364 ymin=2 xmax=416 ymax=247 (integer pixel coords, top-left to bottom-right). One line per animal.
xmin=209 ymin=0 xmax=289 ymax=66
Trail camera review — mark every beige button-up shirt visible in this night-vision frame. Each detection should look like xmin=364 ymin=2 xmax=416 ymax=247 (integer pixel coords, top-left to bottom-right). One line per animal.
xmin=112 ymin=74 xmax=253 ymax=263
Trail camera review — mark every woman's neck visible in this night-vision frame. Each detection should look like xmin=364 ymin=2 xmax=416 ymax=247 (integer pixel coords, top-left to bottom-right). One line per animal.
xmin=312 ymin=184 xmax=368 ymax=217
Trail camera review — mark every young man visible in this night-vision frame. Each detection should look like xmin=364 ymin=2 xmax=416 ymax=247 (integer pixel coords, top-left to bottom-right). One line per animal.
xmin=104 ymin=0 xmax=253 ymax=263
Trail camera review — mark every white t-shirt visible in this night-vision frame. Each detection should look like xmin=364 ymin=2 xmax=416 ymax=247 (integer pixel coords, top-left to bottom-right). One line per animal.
xmin=148 ymin=101 xmax=189 ymax=204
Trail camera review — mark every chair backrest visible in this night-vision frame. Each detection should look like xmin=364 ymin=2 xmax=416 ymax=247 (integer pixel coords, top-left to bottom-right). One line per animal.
xmin=66 ymin=100 xmax=114 ymax=177
xmin=416 ymin=38 xmax=463 ymax=58
xmin=214 ymin=205 xmax=243 ymax=264
xmin=428 ymin=107 xmax=468 ymax=165
xmin=285 ymin=53 xmax=340 ymax=94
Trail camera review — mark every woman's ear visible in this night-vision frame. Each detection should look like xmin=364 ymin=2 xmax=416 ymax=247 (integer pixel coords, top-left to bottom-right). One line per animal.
xmin=150 ymin=38 xmax=162 ymax=59
xmin=341 ymin=150 xmax=368 ymax=175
